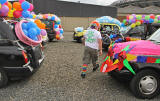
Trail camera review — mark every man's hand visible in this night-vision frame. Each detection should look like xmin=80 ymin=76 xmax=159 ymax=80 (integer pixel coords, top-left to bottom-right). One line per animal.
xmin=99 ymin=50 xmax=103 ymax=56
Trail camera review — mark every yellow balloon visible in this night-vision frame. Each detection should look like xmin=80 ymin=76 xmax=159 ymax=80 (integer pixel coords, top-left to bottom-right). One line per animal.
xmin=8 ymin=10 xmax=14 ymax=18
xmin=0 ymin=4 xmax=1 ymax=9
xmin=33 ymin=15 xmax=36 ymax=19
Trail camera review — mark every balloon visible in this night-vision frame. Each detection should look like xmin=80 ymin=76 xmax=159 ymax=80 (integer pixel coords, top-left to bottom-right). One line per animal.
xmin=0 ymin=0 xmax=7 ymax=4
xmin=131 ymin=23 xmax=136 ymax=28
xmin=0 ymin=5 xmax=9 ymax=16
xmin=60 ymin=29 xmax=63 ymax=34
xmin=27 ymin=21 xmax=37 ymax=29
xmin=23 ymin=29 xmax=28 ymax=36
xmin=8 ymin=9 xmax=14 ymax=17
xmin=28 ymin=28 xmax=37 ymax=36
xmin=13 ymin=10 xmax=22 ymax=18
xmin=21 ymin=1 xmax=30 ymax=10
xmin=0 ymin=4 xmax=1 ymax=9
xmin=149 ymin=19 xmax=154 ymax=23
xmin=35 ymin=27 xmax=41 ymax=35
xmin=145 ymin=15 xmax=150 ymax=20
xmin=122 ymin=19 xmax=126 ymax=24
xmin=41 ymin=29 xmax=47 ymax=36
xmin=19 ymin=0 xmax=25 ymax=4
xmin=136 ymin=15 xmax=142 ymax=20
xmin=34 ymin=19 xmax=41 ymax=24
xmin=154 ymin=19 xmax=158 ymax=23
xmin=51 ymin=16 xmax=55 ymax=21
xmin=33 ymin=14 xmax=36 ymax=18
xmin=28 ymin=3 xmax=34 ymax=11
xmin=136 ymin=21 xmax=141 ymax=26
xmin=13 ymin=2 xmax=22 ymax=11
xmin=150 ymin=14 xmax=155 ymax=19
xmin=131 ymin=19 xmax=136 ymax=23
xmin=54 ymin=25 xmax=59 ymax=29
xmin=22 ymin=22 xmax=28 ymax=29
xmin=7 ymin=2 xmax=12 ymax=10
xmin=22 ymin=10 xmax=30 ymax=18
xmin=126 ymin=15 xmax=130 ymax=20
xmin=129 ymin=15 xmax=133 ymax=19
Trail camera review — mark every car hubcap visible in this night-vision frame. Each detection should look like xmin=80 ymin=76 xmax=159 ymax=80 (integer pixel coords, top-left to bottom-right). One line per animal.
xmin=139 ymin=76 xmax=157 ymax=95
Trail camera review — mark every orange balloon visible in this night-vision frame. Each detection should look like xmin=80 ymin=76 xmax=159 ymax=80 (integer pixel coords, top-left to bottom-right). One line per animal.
xmin=34 ymin=19 xmax=41 ymax=24
xmin=8 ymin=2 xmax=12 ymax=10
xmin=13 ymin=2 xmax=22 ymax=11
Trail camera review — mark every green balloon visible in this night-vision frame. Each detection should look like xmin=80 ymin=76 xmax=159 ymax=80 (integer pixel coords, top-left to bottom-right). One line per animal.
xmin=145 ymin=15 xmax=150 ymax=20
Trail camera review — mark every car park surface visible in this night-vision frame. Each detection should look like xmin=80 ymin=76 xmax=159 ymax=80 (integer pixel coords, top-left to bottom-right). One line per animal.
xmin=0 ymin=32 xmax=160 ymax=101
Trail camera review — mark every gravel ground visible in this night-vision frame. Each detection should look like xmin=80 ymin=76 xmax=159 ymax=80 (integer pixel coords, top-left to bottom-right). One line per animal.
xmin=0 ymin=32 xmax=160 ymax=101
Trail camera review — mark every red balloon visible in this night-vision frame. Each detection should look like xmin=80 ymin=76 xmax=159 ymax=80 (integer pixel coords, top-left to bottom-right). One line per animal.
xmin=13 ymin=11 xmax=22 ymax=18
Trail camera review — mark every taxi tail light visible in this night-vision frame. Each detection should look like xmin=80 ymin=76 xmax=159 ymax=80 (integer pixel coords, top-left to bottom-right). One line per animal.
xmin=22 ymin=50 xmax=28 ymax=64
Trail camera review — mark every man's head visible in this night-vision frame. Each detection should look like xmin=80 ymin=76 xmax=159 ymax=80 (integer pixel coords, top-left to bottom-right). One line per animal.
xmin=90 ymin=23 xmax=98 ymax=30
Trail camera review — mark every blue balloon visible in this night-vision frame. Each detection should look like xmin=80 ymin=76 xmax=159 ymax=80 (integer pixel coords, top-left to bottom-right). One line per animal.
xmin=115 ymin=40 xmax=119 ymax=43
xmin=28 ymin=28 xmax=37 ymax=37
xmin=33 ymin=37 xmax=38 ymax=41
xmin=51 ymin=16 xmax=55 ymax=21
xmin=110 ymin=34 xmax=113 ymax=39
xmin=22 ymin=23 xmax=28 ymax=30
xmin=35 ymin=27 xmax=41 ymax=35
xmin=60 ymin=29 xmax=63 ymax=34
xmin=29 ymin=14 xmax=33 ymax=18
xmin=54 ymin=25 xmax=59 ymax=29
xmin=113 ymin=34 xmax=117 ymax=38
xmin=149 ymin=19 xmax=154 ymax=23
xmin=118 ymin=38 xmax=122 ymax=42
xmin=22 ymin=10 xmax=30 ymax=18
xmin=23 ymin=29 xmax=28 ymax=36
xmin=21 ymin=1 xmax=30 ymax=10
xmin=27 ymin=22 xmax=37 ymax=29
xmin=0 ymin=0 xmax=7 ymax=4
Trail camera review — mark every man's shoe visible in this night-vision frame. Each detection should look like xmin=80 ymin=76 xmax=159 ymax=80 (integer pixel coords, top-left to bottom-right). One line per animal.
xmin=81 ymin=73 xmax=86 ymax=78
xmin=93 ymin=64 xmax=99 ymax=72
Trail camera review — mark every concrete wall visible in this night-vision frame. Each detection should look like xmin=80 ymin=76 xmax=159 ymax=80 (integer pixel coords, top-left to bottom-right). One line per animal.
xmin=60 ymin=17 xmax=97 ymax=31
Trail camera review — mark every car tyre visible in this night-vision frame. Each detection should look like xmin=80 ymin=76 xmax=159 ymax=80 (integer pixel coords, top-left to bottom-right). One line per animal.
xmin=0 ymin=69 xmax=8 ymax=88
xmin=130 ymin=69 xmax=160 ymax=99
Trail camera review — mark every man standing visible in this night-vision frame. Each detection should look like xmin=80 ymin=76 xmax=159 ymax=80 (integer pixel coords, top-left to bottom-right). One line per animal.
xmin=81 ymin=23 xmax=102 ymax=78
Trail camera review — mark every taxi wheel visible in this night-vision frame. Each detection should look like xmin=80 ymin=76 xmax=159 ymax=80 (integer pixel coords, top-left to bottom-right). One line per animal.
xmin=0 ymin=69 xmax=8 ymax=88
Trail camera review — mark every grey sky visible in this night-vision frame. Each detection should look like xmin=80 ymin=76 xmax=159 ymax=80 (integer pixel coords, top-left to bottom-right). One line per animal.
xmin=58 ymin=0 xmax=119 ymax=6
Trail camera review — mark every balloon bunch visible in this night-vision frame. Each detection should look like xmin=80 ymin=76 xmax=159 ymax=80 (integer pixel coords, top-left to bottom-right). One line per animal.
xmin=122 ymin=14 xmax=160 ymax=28
xmin=96 ymin=16 xmax=121 ymax=28
xmin=21 ymin=21 xmax=41 ymax=41
xmin=32 ymin=13 xmax=64 ymax=40
xmin=6 ymin=0 xmax=33 ymax=18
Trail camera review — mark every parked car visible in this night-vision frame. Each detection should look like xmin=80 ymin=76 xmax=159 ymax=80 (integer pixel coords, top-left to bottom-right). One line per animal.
xmin=122 ymin=23 xmax=160 ymax=40
xmin=41 ymin=19 xmax=56 ymax=42
xmin=0 ymin=21 xmax=44 ymax=87
xmin=106 ymin=28 xmax=160 ymax=99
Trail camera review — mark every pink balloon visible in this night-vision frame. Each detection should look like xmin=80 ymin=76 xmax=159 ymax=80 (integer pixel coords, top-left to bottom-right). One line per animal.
xmin=0 ymin=5 xmax=9 ymax=16
xmin=28 ymin=3 xmax=34 ymax=11
xmin=41 ymin=29 xmax=47 ymax=36
xmin=19 ymin=0 xmax=26 ymax=4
